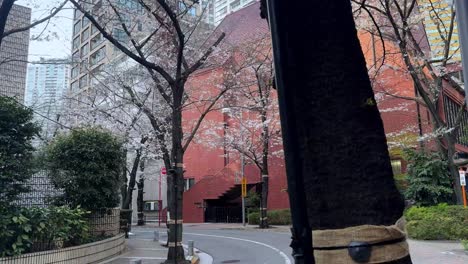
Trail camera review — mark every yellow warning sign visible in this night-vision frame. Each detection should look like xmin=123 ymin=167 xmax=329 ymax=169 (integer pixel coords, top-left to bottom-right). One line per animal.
xmin=241 ymin=177 xmax=247 ymax=197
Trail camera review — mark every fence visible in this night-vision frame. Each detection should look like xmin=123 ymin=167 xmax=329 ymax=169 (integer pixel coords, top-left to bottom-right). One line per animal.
xmin=14 ymin=170 xmax=62 ymax=208
xmin=87 ymin=208 xmax=121 ymax=237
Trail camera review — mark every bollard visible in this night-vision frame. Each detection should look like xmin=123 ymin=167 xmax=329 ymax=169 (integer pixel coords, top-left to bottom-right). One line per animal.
xmin=130 ymin=259 xmax=142 ymax=264
xmin=154 ymin=230 xmax=159 ymax=242
xmin=188 ymin=240 xmax=194 ymax=256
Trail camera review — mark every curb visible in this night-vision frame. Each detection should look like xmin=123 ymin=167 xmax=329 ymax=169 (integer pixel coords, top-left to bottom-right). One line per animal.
xmin=159 ymin=240 xmax=202 ymax=264
xmin=187 ymin=255 xmax=200 ymax=264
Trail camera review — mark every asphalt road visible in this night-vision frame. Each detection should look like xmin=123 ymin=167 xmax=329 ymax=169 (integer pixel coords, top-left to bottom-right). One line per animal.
xmin=182 ymin=225 xmax=293 ymax=264
xmin=127 ymin=224 xmax=468 ymax=264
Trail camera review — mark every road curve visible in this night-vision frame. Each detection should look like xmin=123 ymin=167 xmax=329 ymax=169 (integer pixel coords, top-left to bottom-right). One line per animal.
xmin=183 ymin=225 xmax=294 ymax=264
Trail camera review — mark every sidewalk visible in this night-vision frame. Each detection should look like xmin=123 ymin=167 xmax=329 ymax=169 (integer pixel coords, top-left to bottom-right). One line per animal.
xmin=408 ymin=239 xmax=468 ymax=264
xmin=101 ymin=228 xmax=204 ymax=264
xmin=101 ymin=234 xmax=167 ymax=264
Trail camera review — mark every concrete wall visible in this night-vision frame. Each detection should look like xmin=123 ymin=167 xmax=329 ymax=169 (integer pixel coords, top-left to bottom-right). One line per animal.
xmin=0 ymin=234 xmax=125 ymax=264
xmin=128 ymin=157 xmax=166 ymax=223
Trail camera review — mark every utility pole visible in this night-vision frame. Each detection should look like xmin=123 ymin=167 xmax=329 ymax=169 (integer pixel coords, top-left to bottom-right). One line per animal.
xmin=241 ymin=151 xmax=246 ymax=226
xmin=455 ymin=0 xmax=468 ymax=104
xmin=240 ymin=111 xmax=246 ymax=226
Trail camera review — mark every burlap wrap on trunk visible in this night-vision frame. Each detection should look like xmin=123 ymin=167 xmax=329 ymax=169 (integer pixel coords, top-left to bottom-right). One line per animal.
xmin=312 ymin=222 xmax=409 ymax=264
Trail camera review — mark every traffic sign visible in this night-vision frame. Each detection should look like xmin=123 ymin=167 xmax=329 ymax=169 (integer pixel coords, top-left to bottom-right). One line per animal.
xmin=241 ymin=177 xmax=247 ymax=197
xmin=161 ymin=167 xmax=167 ymax=175
xmin=460 ymin=170 xmax=466 ymax=186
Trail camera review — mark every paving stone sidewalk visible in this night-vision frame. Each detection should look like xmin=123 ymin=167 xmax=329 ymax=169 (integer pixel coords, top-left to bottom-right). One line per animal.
xmin=101 ymin=232 xmax=167 ymax=264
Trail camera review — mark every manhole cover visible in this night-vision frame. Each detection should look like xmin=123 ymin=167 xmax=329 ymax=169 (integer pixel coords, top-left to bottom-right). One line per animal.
xmin=221 ymin=260 xmax=241 ymax=263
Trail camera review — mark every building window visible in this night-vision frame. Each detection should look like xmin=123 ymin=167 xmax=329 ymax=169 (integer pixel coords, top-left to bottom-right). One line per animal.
xmin=218 ymin=6 xmax=227 ymax=15
xmin=74 ymin=9 xmax=82 ymax=20
xmin=72 ymin=51 xmax=80 ymax=63
xmin=73 ymin=21 xmax=81 ymax=35
xmin=82 ymin=17 xmax=90 ymax=27
xmin=90 ymin=47 xmax=105 ymax=65
xmin=184 ymin=178 xmax=195 ymax=191
xmin=80 ymin=59 xmax=88 ymax=73
xmin=391 ymin=160 xmax=402 ymax=175
xmin=80 ymin=43 xmax=89 ymax=57
xmin=79 ymin=74 xmax=88 ymax=88
xmin=72 ymin=36 xmax=80 ymax=51
xmin=91 ymin=24 xmax=98 ymax=35
xmin=90 ymin=33 xmax=104 ymax=50
xmin=71 ymin=80 xmax=78 ymax=91
xmin=82 ymin=27 xmax=90 ymax=41
xmin=137 ymin=20 xmax=143 ymax=31
xmin=144 ymin=201 xmax=161 ymax=211
xmin=230 ymin=0 xmax=240 ymax=9
xmin=113 ymin=28 xmax=127 ymax=42
xmin=71 ymin=66 xmax=79 ymax=78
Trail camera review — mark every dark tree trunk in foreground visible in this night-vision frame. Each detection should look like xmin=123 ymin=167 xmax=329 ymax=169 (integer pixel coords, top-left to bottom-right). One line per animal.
xmin=265 ymin=0 xmax=411 ymax=263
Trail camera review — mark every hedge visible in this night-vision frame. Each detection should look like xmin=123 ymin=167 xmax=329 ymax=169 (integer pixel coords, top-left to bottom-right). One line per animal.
xmin=404 ymin=204 xmax=468 ymax=240
xmin=248 ymin=209 xmax=291 ymax=225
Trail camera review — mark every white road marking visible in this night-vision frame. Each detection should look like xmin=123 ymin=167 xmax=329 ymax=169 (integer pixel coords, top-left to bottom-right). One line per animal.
xmin=185 ymin=232 xmax=292 ymax=264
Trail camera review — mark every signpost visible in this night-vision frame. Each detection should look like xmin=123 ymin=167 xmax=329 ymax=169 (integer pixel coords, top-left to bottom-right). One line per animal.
xmin=241 ymin=177 xmax=247 ymax=226
xmin=460 ymin=170 xmax=467 ymax=208
xmin=159 ymin=167 xmax=166 ymax=226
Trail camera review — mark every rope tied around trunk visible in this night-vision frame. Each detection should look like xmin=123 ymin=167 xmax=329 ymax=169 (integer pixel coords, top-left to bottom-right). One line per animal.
xmin=312 ymin=218 xmax=409 ymax=263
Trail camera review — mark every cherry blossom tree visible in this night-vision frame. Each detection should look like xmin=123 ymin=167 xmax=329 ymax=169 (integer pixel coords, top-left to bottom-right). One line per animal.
xmin=67 ymin=1 xmax=228 ymax=261
xmin=353 ymin=0 xmax=466 ymax=203
xmin=199 ymin=32 xmax=282 ymax=228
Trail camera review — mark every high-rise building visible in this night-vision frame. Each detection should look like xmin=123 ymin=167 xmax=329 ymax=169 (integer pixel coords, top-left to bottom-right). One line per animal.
xmin=0 ymin=2 xmax=31 ymax=102
xmin=25 ymin=58 xmax=70 ymax=141
xmin=419 ymin=0 xmax=461 ymax=63
xmin=201 ymin=0 xmax=255 ymax=25
xmin=69 ymin=0 xmax=151 ymax=94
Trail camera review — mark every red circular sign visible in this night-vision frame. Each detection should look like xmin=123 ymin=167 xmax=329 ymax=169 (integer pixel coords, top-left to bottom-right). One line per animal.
xmin=161 ymin=167 xmax=167 ymax=175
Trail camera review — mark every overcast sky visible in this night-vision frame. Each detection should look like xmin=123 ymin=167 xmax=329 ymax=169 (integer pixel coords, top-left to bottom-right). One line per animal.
xmin=17 ymin=0 xmax=73 ymax=61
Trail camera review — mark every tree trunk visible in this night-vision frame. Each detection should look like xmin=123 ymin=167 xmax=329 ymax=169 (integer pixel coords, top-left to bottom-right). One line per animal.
xmin=122 ymin=152 xmax=141 ymax=209
xmin=445 ymin=135 xmax=463 ymax=204
xmin=266 ymin=0 xmax=411 ymax=263
xmin=137 ymin=178 xmax=145 ymax=226
xmin=165 ymin=89 xmax=188 ymax=263
xmin=260 ymin=170 xmax=269 ymax=229
xmin=0 ymin=0 xmax=14 ymax=48
xmin=259 ymin=108 xmax=270 ymax=229
xmin=122 ymin=137 xmax=148 ymax=210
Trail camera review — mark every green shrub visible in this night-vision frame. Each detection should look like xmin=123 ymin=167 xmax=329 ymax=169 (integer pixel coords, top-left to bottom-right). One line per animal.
xmin=0 ymin=96 xmax=41 ymax=207
xmin=248 ymin=209 xmax=291 ymax=225
xmin=462 ymin=240 xmax=468 ymax=251
xmin=0 ymin=206 xmax=89 ymax=257
xmin=245 ymin=190 xmax=260 ymax=208
xmin=403 ymin=149 xmax=453 ymax=206
xmin=405 ymin=204 xmax=468 ymax=240
xmin=248 ymin=211 xmax=260 ymax=225
xmin=46 ymin=127 xmax=124 ymax=210
xmin=394 ymin=173 xmax=408 ymax=193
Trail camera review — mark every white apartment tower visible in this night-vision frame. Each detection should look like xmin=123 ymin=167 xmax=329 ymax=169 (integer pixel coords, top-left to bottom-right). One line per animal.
xmin=25 ymin=59 xmax=70 ymax=141
xmin=201 ymin=0 xmax=255 ymax=25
